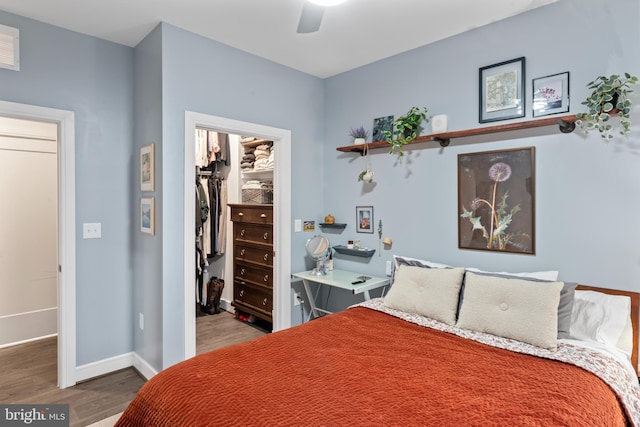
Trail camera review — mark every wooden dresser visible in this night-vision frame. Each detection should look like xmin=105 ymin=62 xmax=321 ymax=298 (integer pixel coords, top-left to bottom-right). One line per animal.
xmin=229 ymin=204 xmax=273 ymax=325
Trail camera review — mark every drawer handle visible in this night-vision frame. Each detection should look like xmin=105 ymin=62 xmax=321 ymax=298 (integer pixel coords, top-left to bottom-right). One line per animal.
xmin=263 ymin=253 xmax=269 ymax=261
xmin=240 ymin=289 xmax=244 ymax=297
xmin=263 ymin=298 xmax=268 ymax=306
xmin=240 ymin=268 xmax=245 ymax=276
xmin=263 ymin=274 xmax=269 ymax=282
xmin=260 ymin=213 xmax=267 ymax=218
xmin=240 ymin=248 xmax=246 ymax=256
xmin=240 ymin=229 xmax=246 ymax=237
xmin=238 ymin=212 xmax=244 ymax=217
xmin=263 ymin=232 xmax=269 ymax=240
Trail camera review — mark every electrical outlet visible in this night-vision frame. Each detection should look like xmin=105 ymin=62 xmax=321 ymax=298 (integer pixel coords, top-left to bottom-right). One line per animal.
xmin=294 ymin=292 xmax=302 ymax=306
xmin=139 ymin=313 xmax=144 ymax=330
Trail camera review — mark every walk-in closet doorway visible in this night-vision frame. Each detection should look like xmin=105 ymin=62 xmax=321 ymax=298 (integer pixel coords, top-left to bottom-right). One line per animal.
xmin=183 ymin=112 xmax=291 ymax=359
xmin=0 ymin=100 xmax=76 ymax=389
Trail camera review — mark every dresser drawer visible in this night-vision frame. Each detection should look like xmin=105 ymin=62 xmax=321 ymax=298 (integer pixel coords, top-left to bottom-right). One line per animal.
xmin=235 ymin=223 xmax=273 ymax=245
xmin=229 ymin=204 xmax=273 ymax=224
xmin=235 ymin=262 xmax=273 ymax=288
xmin=235 ymin=243 xmax=273 ymax=266
xmin=234 ymin=282 xmax=272 ymax=313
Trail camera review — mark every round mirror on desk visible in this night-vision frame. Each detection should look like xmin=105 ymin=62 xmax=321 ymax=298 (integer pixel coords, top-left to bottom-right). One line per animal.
xmin=305 ymin=235 xmax=330 ymax=276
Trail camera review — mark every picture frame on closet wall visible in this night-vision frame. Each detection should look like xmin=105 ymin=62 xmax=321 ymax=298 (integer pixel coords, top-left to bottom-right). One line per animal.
xmin=140 ymin=143 xmax=155 ymax=192
xmin=140 ymin=197 xmax=155 ymax=235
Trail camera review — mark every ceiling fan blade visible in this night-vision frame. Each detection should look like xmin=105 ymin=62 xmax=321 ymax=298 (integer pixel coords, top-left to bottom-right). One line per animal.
xmin=297 ymin=2 xmax=325 ymax=33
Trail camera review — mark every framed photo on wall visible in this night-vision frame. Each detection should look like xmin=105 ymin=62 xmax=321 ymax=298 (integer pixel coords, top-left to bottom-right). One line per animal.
xmin=356 ymin=206 xmax=374 ymax=234
xmin=532 ymin=72 xmax=570 ymax=117
xmin=458 ymin=147 xmax=535 ymax=254
xmin=140 ymin=197 xmax=155 ymax=235
xmin=479 ymin=57 xmax=525 ymax=123
xmin=372 ymin=116 xmax=393 ymax=142
xmin=140 ymin=144 xmax=155 ymax=192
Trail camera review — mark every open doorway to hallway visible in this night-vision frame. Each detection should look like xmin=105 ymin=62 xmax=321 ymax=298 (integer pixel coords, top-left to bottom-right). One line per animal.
xmin=0 ymin=116 xmax=58 ymax=353
xmin=0 ymin=100 xmax=76 ymax=389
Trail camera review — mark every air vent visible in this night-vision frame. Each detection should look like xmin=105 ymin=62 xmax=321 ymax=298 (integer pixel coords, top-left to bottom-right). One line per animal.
xmin=0 ymin=24 xmax=19 ymax=71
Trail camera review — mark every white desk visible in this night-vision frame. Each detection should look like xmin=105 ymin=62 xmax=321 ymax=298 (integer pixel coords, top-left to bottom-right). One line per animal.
xmin=292 ymin=269 xmax=389 ymax=321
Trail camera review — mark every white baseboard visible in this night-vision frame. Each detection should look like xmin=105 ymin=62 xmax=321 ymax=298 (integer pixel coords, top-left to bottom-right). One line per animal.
xmin=132 ymin=352 xmax=158 ymax=380
xmin=0 ymin=308 xmax=57 ymax=348
xmin=75 ymin=351 xmax=159 ymax=383
xmin=220 ymin=298 xmax=233 ymax=313
xmin=75 ymin=352 xmax=134 ymax=383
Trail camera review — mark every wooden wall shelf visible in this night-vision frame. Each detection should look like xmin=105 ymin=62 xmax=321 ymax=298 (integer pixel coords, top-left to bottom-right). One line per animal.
xmin=336 ymin=114 xmax=578 ymax=155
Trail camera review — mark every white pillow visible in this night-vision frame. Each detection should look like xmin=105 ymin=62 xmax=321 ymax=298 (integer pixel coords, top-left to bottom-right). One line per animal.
xmin=456 ymin=272 xmax=563 ymax=349
xmin=393 ymin=255 xmax=452 ymax=270
xmin=384 ymin=265 xmax=465 ymax=325
xmin=465 ymin=267 xmax=559 ymax=281
xmin=570 ymin=290 xmax=630 ymax=350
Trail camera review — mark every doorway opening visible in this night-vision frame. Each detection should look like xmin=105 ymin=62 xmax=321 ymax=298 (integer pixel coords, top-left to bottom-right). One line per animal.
xmin=0 ymin=100 xmax=76 ymax=388
xmin=183 ymin=112 xmax=291 ymax=359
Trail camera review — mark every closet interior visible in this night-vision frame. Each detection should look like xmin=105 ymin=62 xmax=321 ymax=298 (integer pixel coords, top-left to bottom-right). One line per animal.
xmin=195 ymin=129 xmax=274 ymax=332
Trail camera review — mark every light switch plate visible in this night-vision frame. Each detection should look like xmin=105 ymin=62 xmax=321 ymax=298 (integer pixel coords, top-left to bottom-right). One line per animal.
xmin=83 ymin=223 xmax=102 ymax=239
xmin=294 ymin=219 xmax=302 ymax=232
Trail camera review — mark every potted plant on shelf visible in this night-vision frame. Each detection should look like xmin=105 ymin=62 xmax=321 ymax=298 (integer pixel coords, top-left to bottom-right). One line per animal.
xmin=349 ymin=126 xmax=369 ymax=145
xmin=383 ymin=106 xmax=428 ymax=157
xmin=575 ymin=73 xmax=638 ymax=140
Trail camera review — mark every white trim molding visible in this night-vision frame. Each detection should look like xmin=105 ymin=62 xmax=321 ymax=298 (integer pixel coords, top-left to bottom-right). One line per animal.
xmin=0 ymin=100 xmax=76 ymax=389
xmin=184 ymin=112 xmax=292 ymax=360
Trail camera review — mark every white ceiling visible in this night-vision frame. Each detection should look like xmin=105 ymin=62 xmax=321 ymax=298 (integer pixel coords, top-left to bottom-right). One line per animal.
xmin=0 ymin=0 xmax=557 ymax=78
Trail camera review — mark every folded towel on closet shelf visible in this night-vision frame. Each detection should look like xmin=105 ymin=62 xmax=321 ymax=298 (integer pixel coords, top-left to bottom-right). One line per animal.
xmin=254 ymin=149 xmax=270 ymax=157
xmin=242 ymin=180 xmax=263 ymax=190
xmin=253 ymin=159 xmax=270 ymax=170
xmin=241 ymin=137 xmax=258 ymax=143
xmin=243 ymin=147 xmax=256 ymax=154
xmin=256 ymin=144 xmax=271 ymax=151
xmin=242 ymin=153 xmax=255 ymax=161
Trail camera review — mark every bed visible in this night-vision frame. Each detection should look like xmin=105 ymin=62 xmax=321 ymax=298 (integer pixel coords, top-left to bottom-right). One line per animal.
xmin=116 ymin=258 xmax=640 ymax=426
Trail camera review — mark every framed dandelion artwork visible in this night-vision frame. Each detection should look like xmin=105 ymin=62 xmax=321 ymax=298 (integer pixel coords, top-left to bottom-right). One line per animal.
xmin=458 ymin=147 xmax=535 ymax=254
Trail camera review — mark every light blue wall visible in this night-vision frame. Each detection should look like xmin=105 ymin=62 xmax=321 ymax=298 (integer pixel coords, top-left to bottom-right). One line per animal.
xmin=322 ymin=0 xmax=640 ymax=310
xmin=133 ymin=25 xmax=163 ymax=371
xmin=0 ymin=11 xmax=134 ymax=365
xmin=2 ymin=0 xmax=639 ymax=373
xmin=159 ymin=23 xmax=324 ymax=367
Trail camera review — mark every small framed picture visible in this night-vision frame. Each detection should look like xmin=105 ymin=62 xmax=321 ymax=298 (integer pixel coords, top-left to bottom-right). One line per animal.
xmin=356 ymin=206 xmax=374 ymax=234
xmin=140 ymin=144 xmax=155 ymax=192
xmin=140 ymin=197 xmax=155 ymax=235
xmin=372 ymin=115 xmax=393 ymax=142
xmin=479 ymin=57 xmax=525 ymax=123
xmin=532 ymin=72 xmax=570 ymax=117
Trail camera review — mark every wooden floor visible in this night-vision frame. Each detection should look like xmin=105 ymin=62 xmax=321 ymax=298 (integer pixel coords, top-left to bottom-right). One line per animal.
xmin=0 ymin=310 xmax=267 ymax=427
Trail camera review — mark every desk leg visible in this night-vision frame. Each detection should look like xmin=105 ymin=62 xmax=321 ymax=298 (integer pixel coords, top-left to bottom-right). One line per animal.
xmin=301 ymin=279 xmax=321 ymax=320
xmin=363 ymin=285 xmax=388 ymax=301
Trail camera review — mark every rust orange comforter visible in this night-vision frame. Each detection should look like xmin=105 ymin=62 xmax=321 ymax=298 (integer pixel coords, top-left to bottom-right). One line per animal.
xmin=116 ymin=307 xmax=630 ymax=426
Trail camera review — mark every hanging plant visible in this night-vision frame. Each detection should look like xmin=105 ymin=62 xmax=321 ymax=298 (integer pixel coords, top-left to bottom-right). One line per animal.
xmin=575 ymin=73 xmax=638 ymax=140
xmin=358 ymin=142 xmax=374 ymax=183
xmin=383 ymin=106 xmax=428 ymax=158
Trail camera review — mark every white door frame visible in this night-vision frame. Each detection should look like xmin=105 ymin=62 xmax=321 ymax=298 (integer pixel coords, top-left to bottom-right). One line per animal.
xmin=184 ymin=111 xmax=291 ymax=359
xmin=0 ymin=100 xmax=76 ymax=388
